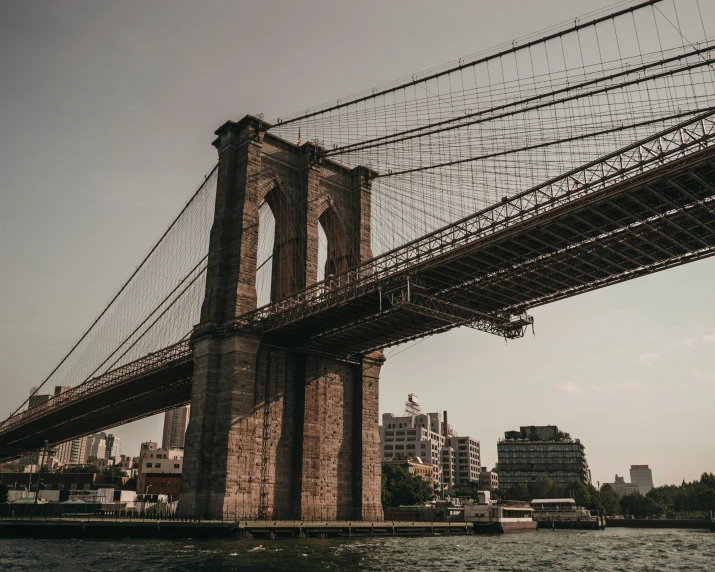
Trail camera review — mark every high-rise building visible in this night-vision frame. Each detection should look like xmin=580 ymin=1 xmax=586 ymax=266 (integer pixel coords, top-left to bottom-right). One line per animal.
xmin=608 ymin=474 xmax=640 ymax=496
xmin=55 ymin=436 xmax=88 ymax=465
xmin=497 ymin=425 xmax=590 ymax=491
xmin=162 ymin=406 xmax=190 ymax=449
xmin=442 ymin=436 xmax=480 ymax=490
xmin=479 ymin=467 xmax=499 ymax=491
xmin=106 ymin=434 xmax=120 ymax=457
xmin=380 ymin=410 xmax=445 ymax=489
xmin=380 ymin=395 xmax=480 ymax=493
xmin=85 ymin=433 xmax=107 ymax=460
xmin=629 ymin=465 xmax=654 ymax=494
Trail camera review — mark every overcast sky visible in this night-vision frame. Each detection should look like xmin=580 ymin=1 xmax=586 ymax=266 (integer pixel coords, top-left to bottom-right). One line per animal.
xmin=1 ymin=0 xmax=714 ymax=487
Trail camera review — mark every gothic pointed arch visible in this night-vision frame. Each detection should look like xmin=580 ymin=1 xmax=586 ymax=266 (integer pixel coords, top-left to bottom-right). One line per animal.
xmin=263 ymin=181 xmax=299 ymax=302
xmin=317 ymin=202 xmax=351 ymax=279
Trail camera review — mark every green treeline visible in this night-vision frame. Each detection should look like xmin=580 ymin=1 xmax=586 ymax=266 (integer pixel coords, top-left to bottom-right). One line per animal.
xmin=381 ymin=463 xmax=433 ymax=507
xmin=381 ymin=466 xmax=715 ymax=518
xmin=498 ymin=473 xmax=715 ymax=518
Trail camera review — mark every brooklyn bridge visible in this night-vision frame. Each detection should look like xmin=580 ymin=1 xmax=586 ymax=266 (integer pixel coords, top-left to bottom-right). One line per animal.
xmin=2 ymin=0 xmax=715 ymax=519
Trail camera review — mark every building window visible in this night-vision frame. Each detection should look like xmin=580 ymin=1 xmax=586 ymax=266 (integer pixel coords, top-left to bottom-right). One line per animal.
xmin=146 ymin=463 xmax=152 ymax=468
xmin=174 ymin=464 xmax=180 ymax=469
xmin=155 ymin=463 xmax=161 ymax=468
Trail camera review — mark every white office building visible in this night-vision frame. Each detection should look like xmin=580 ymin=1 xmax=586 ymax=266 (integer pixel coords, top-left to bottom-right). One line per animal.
xmin=85 ymin=433 xmax=108 ymax=461
xmin=442 ymin=435 xmax=480 ymax=490
xmin=379 ymin=394 xmax=480 ymax=493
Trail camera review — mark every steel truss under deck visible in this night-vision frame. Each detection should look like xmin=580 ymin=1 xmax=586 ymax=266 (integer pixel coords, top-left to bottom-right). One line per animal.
xmin=225 ymin=111 xmax=715 ymax=356
xmin=3 ymin=112 xmax=715 ymax=463
xmin=0 ymin=341 xmax=193 ymax=460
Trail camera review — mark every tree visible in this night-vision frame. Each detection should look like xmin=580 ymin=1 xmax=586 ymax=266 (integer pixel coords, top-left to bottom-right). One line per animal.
xmin=0 ymin=477 xmax=8 ymax=503
xmin=64 ymin=465 xmax=97 ymax=474
xmin=564 ymin=480 xmax=594 ymax=509
xmin=453 ymin=482 xmax=480 ymax=499
xmin=619 ymin=492 xmax=663 ymax=518
xmin=508 ymin=483 xmax=531 ymax=501
xmin=599 ymin=484 xmax=620 ymax=515
xmin=381 ymin=463 xmax=433 ymax=507
xmin=102 ymin=466 xmax=127 ymax=478
xmin=529 ymin=476 xmax=554 ymax=499
xmin=642 ymin=473 xmax=715 ymax=517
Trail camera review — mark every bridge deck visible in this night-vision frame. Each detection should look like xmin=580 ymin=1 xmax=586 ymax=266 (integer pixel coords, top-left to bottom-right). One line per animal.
xmin=256 ymin=146 xmax=715 ymax=356
xmin=3 ymin=115 xmax=715 ymax=462
xmin=0 ymin=343 xmax=192 ymax=461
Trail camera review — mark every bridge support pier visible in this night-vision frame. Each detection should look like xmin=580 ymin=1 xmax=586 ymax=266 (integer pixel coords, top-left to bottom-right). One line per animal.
xmin=178 ymin=115 xmax=383 ymax=521
xmin=179 ymin=334 xmax=383 ymax=521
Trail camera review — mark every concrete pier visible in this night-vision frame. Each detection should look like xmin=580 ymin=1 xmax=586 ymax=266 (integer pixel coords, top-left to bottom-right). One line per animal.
xmin=0 ymin=518 xmax=472 ymax=539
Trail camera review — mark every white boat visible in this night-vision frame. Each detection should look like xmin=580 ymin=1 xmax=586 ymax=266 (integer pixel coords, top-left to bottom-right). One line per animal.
xmin=464 ymin=491 xmax=537 ymax=534
xmin=531 ymin=498 xmax=606 ymax=530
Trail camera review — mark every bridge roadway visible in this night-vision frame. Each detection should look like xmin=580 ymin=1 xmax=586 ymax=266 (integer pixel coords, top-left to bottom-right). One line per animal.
xmin=2 ymin=113 xmax=715 ymax=461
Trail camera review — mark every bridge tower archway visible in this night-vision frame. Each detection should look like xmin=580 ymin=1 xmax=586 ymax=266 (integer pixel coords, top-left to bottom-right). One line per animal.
xmin=317 ymin=204 xmax=349 ymax=280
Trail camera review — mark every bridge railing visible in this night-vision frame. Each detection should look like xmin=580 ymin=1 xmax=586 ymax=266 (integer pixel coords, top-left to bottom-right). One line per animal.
xmin=0 ymin=340 xmax=192 ymax=433
xmin=234 ymin=109 xmax=715 ymax=332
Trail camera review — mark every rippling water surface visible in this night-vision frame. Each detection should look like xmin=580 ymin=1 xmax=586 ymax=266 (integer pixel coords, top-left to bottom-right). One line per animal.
xmin=1 ymin=528 xmax=713 ymax=571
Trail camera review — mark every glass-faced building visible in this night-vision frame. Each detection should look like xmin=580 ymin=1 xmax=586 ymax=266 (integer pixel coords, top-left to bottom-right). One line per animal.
xmin=497 ymin=425 xmax=590 ymax=491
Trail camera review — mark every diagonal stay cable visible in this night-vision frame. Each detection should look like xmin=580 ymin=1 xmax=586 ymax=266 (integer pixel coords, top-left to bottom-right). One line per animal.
xmin=272 ymin=0 xmax=663 ymax=127
xmin=325 ymin=44 xmax=714 ymax=157
xmin=376 ymin=107 xmax=715 ymax=178
xmin=100 ymin=261 xmax=208 ymax=375
xmin=77 ymin=255 xmax=208 ymax=384
xmin=5 ymin=164 xmax=218 ymax=420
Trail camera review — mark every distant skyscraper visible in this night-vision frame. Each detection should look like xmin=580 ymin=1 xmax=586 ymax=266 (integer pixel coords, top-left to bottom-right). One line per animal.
xmin=630 ymin=465 xmax=654 ymax=494
xmin=55 ymin=436 xmax=88 ymax=465
xmin=85 ymin=433 xmax=107 ymax=460
xmin=106 ymin=433 xmax=121 ymax=457
xmin=162 ymin=405 xmax=190 ymax=449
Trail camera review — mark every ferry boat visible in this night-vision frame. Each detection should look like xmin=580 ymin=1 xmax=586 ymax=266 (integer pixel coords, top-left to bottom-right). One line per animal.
xmin=531 ymin=498 xmax=606 ymax=530
xmin=464 ymin=492 xmax=537 ymax=534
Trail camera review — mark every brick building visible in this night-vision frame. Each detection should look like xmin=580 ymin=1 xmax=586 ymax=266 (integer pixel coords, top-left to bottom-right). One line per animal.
xmin=144 ymin=473 xmax=182 ymax=501
xmin=385 ymin=458 xmax=434 ymax=485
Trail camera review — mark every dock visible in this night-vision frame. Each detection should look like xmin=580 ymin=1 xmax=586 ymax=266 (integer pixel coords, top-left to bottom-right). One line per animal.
xmin=0 ymin=518 xmax=474 ymax=539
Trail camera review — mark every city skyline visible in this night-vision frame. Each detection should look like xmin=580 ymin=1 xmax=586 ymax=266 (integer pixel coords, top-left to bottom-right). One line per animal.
xmin=1 ymin=0 xmax=714 ymax=489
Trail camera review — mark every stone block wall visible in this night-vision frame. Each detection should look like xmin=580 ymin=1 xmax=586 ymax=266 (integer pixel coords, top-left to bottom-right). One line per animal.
xmin=179 ymin=115 xmax=383 ymax=521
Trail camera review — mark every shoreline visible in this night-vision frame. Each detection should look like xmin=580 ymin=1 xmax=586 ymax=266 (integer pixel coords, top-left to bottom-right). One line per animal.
xmin=0 ymin=517 xmax=711 ymax=539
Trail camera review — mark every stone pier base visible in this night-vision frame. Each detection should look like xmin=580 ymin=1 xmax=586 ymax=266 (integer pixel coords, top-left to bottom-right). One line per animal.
xmin=179 ymin=333 xmax=383 ymax=521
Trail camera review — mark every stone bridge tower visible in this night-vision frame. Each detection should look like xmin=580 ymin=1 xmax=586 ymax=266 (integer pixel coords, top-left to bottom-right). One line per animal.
xmin=178 ymin=116 xmax=383 ymax=520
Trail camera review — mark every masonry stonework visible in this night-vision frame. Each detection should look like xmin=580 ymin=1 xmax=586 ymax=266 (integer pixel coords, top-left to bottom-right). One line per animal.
xmin=179 ymin=116 xmax=384 ymax=520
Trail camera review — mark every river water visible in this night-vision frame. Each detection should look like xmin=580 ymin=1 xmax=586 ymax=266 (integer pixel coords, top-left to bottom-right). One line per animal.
xmin=0 ymin=528 xmax=713 ymax=571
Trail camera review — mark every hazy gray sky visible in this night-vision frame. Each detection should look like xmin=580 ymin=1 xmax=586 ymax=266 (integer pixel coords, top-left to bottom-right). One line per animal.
xmin=1 ymin=0 xmax=713 ymax=487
